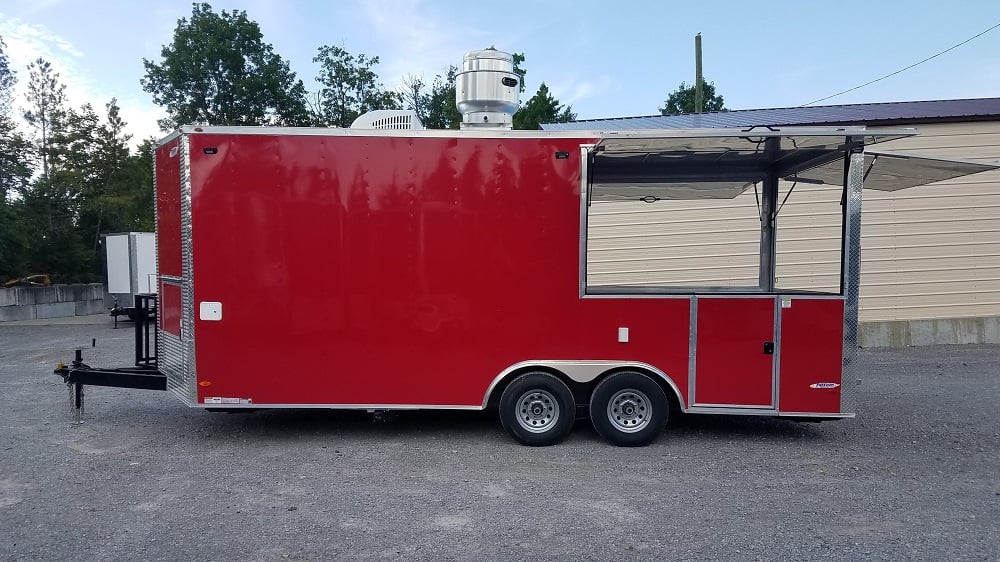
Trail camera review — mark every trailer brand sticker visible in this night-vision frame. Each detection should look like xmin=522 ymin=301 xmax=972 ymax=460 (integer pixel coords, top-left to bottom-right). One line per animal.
xmin=169 ymin=146 xmax=179 ymax=157
xmin=809 ymin=382 xmax=840 ymax=389
xmin=203 ymin=397 xmax=253 ymax=404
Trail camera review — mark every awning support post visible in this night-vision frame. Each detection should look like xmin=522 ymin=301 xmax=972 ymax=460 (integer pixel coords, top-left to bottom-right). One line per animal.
xmin=759 ymin=137 xmax=780 ymax=292
xmin=841 ymin=138 xmax=866 ymax=415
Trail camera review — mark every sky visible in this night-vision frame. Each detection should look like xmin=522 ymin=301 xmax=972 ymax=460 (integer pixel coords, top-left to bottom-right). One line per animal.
xmin=1 ymin=0 xmax=999 ymax=146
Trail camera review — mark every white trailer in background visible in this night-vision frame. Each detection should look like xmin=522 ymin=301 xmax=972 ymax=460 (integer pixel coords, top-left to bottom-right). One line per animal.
xmin=104 ymin=232 xmax=156 ymax=323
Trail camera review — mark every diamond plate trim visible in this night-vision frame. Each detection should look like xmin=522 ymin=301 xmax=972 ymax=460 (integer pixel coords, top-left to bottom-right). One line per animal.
xmin=179 ymin=134 xmax=198 ymax=404
xmin=841 ymin=150 xmax=864 ymax=415
xmin=160 ymin=331 xmax=187 ymax=398
xmin=154 ymin=143 xmax=189 ymax=404
xmin=160 ymin=135 xmax=198 ymax=405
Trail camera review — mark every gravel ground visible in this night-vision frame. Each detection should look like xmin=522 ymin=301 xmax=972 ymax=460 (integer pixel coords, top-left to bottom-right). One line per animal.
xmin=1 ymin=317 xmax=998 ymax=561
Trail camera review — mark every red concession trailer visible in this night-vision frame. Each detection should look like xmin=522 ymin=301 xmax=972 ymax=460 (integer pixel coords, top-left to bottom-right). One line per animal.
xmin=123 ymin=123 xmax=988 ymax=446
xmin=54 ymin=52 xmax=998 ymax=446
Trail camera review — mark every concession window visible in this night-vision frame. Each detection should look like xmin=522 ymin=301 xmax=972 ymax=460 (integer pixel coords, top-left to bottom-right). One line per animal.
xmin=580 ymin=127 xmax=999 ymax=295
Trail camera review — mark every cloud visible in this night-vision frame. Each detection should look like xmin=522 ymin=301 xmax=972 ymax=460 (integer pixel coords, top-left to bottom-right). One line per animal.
xmin=354 ymin=0 xmax=520 ymax=90
xmin=0 ymin=13 xmax=163 ymax=147
xmin=115 ymin=96 xmax=167 ymax=145
xmin=549 ymin=75 xmax=614 ymax=106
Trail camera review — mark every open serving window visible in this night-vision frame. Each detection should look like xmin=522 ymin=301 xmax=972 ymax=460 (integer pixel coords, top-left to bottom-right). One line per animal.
xmin=579 ymin=127 xmax=997 ymax=297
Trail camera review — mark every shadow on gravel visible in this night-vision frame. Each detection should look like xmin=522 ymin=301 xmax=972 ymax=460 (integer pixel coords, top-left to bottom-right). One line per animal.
xmin=668 ymin=412 xmax=829 ymax=440
xmin=179 ymin=407 xmax=828 ymax=444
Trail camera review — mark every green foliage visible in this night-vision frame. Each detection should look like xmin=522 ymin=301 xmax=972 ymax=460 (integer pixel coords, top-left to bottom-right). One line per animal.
xmin=311 ymin=45 xmax=401 ymax=127
xmin=76 ymin=99 xmax=154 ymax=253
xmin=0 ymin=37 xmax=15 ymax=113
xmin=512 ymin=52 xmax=527 ymax=94
xmin=0 ymin=200 xmax=33 ymax=280
xmin=0 ymin=113 xmax=31 ymax=202
xmin=0 ymin=36 xmax=34 ymax=280
xmin=141 ymin=2 xmax=310 ymax=128
xmin=513 ymin=83 xmax=576 ymax=130
xmin=0 ymin=38 xmax=32 ymax=204
xmin=22 ymin=102 xmax=100 ymax=281
xmin=16 ymin=178 xmax=94 ymax=282
xmin=659 ymin=79 xmax=726 ymax=115
xmin=401 ymin=66 xmax=462 ymax=130
xmin=425 ymin=67 xmax=462 ymax=129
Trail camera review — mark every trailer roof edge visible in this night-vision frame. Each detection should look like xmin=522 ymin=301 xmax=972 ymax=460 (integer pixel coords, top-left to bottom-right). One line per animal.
xmin=154 ymin=124 xmax=919 ymax=145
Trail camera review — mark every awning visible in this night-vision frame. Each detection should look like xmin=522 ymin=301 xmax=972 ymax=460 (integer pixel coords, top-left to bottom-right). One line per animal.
xmin=789 ymin=151 xmax=999 ymax=191
xmin=588 ymin=128 xmax=998 ymax=201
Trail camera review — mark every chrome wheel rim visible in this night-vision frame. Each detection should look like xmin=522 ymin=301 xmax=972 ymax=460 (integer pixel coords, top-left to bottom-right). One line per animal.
xmin=606 ymin=389 xmax=651 ymax=433
xmin=515 ymin=389 xmax=560 ymax=433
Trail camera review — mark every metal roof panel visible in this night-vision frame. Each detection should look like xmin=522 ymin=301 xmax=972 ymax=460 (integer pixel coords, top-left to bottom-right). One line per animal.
xmin=543 ymin=98 xmax=1000 ymax=131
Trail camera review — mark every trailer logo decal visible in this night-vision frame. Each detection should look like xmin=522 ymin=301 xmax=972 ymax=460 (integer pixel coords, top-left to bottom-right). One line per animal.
xmin=204 ymin=397 xmax=252 ymax=404
xmin=169 ymin=146 xmax=178 ymax=157
xmin=809 ymin=382 xmax=840 ymax=389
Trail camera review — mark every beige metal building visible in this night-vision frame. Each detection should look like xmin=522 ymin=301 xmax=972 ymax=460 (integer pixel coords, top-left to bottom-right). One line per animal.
xmin=545 ymin=99 xmax=1000 ymax=346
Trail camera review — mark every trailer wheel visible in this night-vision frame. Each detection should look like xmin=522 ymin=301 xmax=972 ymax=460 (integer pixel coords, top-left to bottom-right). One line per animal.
xmin=589 ymin=372 xmax=668 ymax=447
xmin=498 ymin=372 xmax=575 ymax=446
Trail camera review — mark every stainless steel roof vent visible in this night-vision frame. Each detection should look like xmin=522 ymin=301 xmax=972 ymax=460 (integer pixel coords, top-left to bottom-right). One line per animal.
xmin=455 ymin=49 xmax=520 ymax=129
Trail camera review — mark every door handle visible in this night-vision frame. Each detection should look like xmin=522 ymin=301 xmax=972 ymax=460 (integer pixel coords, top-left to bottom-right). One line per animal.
xmin=763 ymin=341 xmax=775 ymax=355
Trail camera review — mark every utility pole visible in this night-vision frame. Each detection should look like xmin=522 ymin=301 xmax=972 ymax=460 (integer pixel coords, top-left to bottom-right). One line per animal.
xmin=694 ymin=33 xmax=703 ymax=113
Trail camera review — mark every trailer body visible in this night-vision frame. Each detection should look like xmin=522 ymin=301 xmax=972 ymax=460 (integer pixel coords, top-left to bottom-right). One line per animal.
xmin=144 ymin=125 xmax=994 ymax=444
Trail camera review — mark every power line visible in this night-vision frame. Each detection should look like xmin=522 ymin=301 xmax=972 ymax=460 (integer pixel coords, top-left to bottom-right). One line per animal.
xmin=801 ymin=21 xmax=1000 ymax=106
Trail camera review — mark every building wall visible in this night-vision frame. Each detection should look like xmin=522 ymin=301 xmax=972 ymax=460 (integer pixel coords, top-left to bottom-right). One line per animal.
xmin=857 ymin=121 xmax=1000 ymax=322
xmin=586 ymin=121 xmax=1000 ymax=325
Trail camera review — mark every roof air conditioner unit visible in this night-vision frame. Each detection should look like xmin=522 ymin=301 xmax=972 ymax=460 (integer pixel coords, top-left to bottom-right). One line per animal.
xmin=350 ymin=110 xmax=425 ymax=130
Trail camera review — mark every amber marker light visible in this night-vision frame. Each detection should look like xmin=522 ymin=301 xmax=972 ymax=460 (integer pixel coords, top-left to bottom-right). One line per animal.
xmin=198 ymin=381 xmax=212 ymax=387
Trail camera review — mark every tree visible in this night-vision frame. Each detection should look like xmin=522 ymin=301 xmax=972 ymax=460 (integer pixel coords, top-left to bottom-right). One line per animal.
xmin=513 ymin=83 xmax=576 ymax=130
xmin=24 ymin=102 xmax=99 ymax=280
xmin=399 ymin=74 xmax=427 ymax=123
xmin=0 ymin=36 xmax=35 ymax=280
xmin=23 ymin=58 xmax=66 ymax=178
xmin=141 ymin=2 xmax=310 ymax=128
xmin=512 ymin=52 xmax=526 ymax=94
xmin=423 ymin=66 xmax=461 ymax=129
xmin=15 ymin=58 xmax=91 ymax=280
xmin=311 ymin=45 xmax=401 ymax=128
xmin=78 ymin=98 xmax=136 ymax=251
xmin=659 ymin=79 xmax=725 ymax=115
xmin=0 ymin=36 xmax=14 ymax=114
xmin=0 ymin=37 xmax=32 ymax=202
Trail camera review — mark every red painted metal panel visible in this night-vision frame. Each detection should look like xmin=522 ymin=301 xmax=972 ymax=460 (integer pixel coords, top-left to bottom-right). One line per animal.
xmin=159 ymin=282 xmax=182 ymax=337
xmin=778 ymin=298 xmax=844 ymax=414
xmin=155 ymin=139 xmax=182 ymax=278
xmin=183 ymin=133 xmax=692 ymax=407
xmin=695 ymin=297 xmax=775 ymax=406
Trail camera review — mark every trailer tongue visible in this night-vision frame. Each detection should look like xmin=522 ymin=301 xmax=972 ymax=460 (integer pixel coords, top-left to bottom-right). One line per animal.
xmin=54 ymin=294 xmax=164 ymax=421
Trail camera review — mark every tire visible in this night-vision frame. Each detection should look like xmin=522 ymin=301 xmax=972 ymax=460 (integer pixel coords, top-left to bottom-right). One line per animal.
xmin=498 ymin=372 xmax=576 ymax=446
xmin=589 ymin=371 xmax=668 ymax=447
